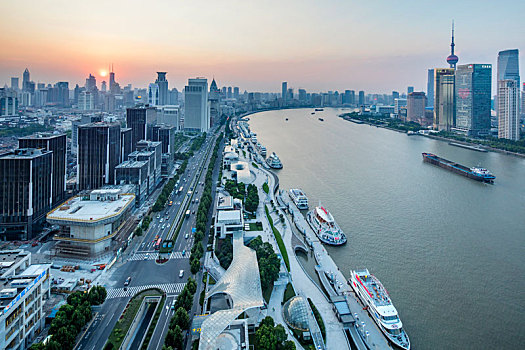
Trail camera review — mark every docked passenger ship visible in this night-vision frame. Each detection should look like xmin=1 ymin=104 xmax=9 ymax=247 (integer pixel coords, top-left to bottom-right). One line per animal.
xmin=306 ymin=205 xmax=346 ymax=245
xmin=350 ymin=269 xmax=410 ymax=350
xmin=266 ymin=152 xmax=283 ymax=169
xmin=288 ymin=188 xmax=308 ymax=210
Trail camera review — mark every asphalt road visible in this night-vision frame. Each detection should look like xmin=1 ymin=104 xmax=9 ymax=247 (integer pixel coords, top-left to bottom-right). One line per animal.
xmin=76 ymin=132 xmax=219 ymax=350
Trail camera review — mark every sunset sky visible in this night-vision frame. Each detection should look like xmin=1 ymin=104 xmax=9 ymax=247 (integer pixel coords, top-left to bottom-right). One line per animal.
xmin=1 ymin=0 xmax=523 ymax=93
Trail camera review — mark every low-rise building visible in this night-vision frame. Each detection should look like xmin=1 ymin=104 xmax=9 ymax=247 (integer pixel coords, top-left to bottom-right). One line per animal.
xmin=0 ymin=250 xmax=51 ymax=350
xmin=46 ymin=188 xmax=135 ymax=258
xmin=215 ymin=193 xmax=243 ymax=239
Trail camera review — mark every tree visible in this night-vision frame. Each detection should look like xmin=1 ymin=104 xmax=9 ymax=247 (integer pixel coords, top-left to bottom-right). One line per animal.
xmin=44 ymin=341 xmax=62 ymax=350
xmin=254 ymin=317 xmax=294 ymax=350
xmin=173 ymin=325 xmax=183 ymax=349
xmin=186 ymin=277 xmax=197 ymax=295
xmin=173 ymin=307 xmax=190 ymax=330
xmin=190 ymin=258 xmax=200 ymax=274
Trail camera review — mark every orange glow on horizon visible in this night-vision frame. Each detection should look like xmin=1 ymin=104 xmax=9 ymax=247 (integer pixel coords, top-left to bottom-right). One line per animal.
xmin=99 ymin=70 xmax=107 ymax=77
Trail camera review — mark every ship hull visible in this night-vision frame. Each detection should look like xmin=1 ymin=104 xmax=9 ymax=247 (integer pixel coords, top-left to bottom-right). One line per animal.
xmin=422 ymin=153 xmax=494 ymax=183
xmin=306 ymin=211 xmax=347 ymax=246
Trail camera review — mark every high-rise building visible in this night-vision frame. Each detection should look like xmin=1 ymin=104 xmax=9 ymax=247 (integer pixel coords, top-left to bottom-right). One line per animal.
xmin=209 ymin=79 xmax=220 ymax=126
xmin=454 ymin=64 xmax=492 ymax=137
xmin=169 ymin=88 xmax=179 ymax=105
xmin=0 ymin=88 xmax=18 ymax=116
xmin=407 ymin=86 xmax=414 ymax=95
xmin=522 ymin=83 xmax=525 ymax=117
xmin=392 ymin=91 xmax=400 ymax=102
xmin=234 ymin=87 xmax=240 ymax=99
xmin=394 ymin=98 xmax=407 ymax=115
xmin=78 ymin=91 xmax=95 ymax=110
xmin=427 ymin=69 xmax=435 ymax=108
xmin=0 ymin=148 xmax=52 ymax=240
xmin=109 ymin=68 xmax=116 ymax=93
xmin=497 ymin=49 xmax=520 ymax=87
xmin=157 ymin=105 xmax=181 ymax=130
xmin=497 ymin=80 xmax=520 ymax=140
xmin=184 ymin=78 xmax=209 ymax=132
xmin=55 ymin=81 xmax=69 ymax=107
xmin=85 ymin=74 xmax=97 ymax=92
xmin=434 ymin=68 xmax=456 ymax=131
xmin=407 ymin=92 xmax=426 ymax=123
xmin=120 ymin=128 xmax=132 ymax=162
xmin=287 ymin=88 xmax=294 ymax=100
xmin=446 ymin=21 xmax=459 ymax=69
xmin=77 ymin=122 xmax=121 ymax=191
xmin=148 ymin=83 xmax=159 ymax=106
xmin=281 ymin=82 xmax=288 ymax=101
xmin=227 ymin=87 xmax=232 ymax=99
xmin=101 ymin=81 xmax=107 ymax=92
xmin=298 ymin=89 xmax=307 ymax=102
xmin=19 ymin=133 xmax=67 ymax=206
xmin=358 ymin=91 xmax=365 ymax=106
xmin=126 ymin=105 xmax=157 ymax=150
xmin=156 ymin=72 xmax=169 ymax=105
xmin=10 ymin=77 xmax=19 ymax=91
xmin=22 ymin=68 xmax=31 ymax=92
xmin=71 ymin=114 xmax=102 ymax=154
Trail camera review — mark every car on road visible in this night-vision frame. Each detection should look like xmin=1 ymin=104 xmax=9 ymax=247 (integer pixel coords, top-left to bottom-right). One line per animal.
xmin=171 ymin=300 xmax=176 ymax=310
xmin=182 ymin=249 xmax=186 ymax=256
xmin=179 ymin=270 xmax=184 ymax=278
xmin=192 ymin=210 xmax=195 ymax=215
xmin=185 ymin=233 xmax=189 ymax=239
xmin=124 ymin=276 xmax=131 ymax=286
xmin=161 ymin=225 xmax=165 ymax=230
xmin=156 ymin=215 xmax=160 ymax=219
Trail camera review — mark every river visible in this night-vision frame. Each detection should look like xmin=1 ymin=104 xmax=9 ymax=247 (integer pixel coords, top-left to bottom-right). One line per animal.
xmin=247 ymin=108 xmax=525 ymax=350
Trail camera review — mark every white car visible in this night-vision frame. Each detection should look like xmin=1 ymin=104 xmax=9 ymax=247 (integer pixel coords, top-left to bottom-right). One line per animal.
xmin=179 ymin=270 xmax=184 ymax=278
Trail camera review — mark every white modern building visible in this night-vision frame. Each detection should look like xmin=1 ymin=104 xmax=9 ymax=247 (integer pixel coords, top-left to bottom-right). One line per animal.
xmin=148 ymin=83 xmax=159 ymax=106
xmin=78 ymin=91 xmax=95 ymax=110
xmin=0 ymin=250 xmax=51 ymax=350
xmin=498 ymin=79 xmax=520 ymax=140
xmin=215 ymin=193 xmax=243 ymax=239
xmin=184 ymin=78 xmax=210 ymax=132
xmin=47 ymin=188 xmax=135 ymax=258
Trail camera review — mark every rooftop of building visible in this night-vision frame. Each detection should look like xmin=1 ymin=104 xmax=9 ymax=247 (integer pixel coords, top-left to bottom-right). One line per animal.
xmin=0 ymin=148 xmax=51 ymax=159
xmin=217 ymin=194 xmax=233 ymax=210
xmin=0 ymin=251 xmax=30 ymax=277
xmin=18 ymin=132 xmax=66 ymax=140
xmin=116 ymin=160 xmax=149 ymax=169
xmin=217 ymin=210 xmax=242 ymax=223
xmin=47 ymin=189 xmax=135 ymax=225
xmin=0 ymin=264 xmax=50 ymax=315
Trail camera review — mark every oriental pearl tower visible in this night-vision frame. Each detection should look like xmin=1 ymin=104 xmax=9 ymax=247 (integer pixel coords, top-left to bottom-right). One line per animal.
xmin=447 ymin=21 xmax=459 ymax=69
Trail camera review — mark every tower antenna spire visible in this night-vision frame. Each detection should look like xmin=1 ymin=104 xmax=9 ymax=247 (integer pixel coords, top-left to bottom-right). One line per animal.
xmin=446 ymin=20 xmax=458 ymax=69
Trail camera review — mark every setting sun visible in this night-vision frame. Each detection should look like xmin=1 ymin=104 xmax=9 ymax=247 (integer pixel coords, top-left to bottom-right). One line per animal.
xmin=99 ymin=70 xmax=107 ymax=77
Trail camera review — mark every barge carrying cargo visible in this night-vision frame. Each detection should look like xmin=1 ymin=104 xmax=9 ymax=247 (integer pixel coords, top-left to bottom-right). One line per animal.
xmin=422 ymin=153 xmax=495 ymax=183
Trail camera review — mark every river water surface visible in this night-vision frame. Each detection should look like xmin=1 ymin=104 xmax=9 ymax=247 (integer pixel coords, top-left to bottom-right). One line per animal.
xmin=248 ymin=108 xmax=525 ymax=350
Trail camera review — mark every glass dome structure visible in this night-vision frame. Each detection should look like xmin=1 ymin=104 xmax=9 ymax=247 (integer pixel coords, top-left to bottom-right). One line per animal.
xmin=282 ymin=296 xmax=310 ymax=331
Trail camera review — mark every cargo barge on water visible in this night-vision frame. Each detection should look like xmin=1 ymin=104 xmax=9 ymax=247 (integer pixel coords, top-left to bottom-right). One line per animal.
xmin=422 ymin=153 xmax=495 ymax=183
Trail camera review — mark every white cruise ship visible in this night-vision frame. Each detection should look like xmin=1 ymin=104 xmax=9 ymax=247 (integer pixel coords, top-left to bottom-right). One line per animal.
xmin=350 ymin=269 xmax=410 ymax=350
xmin=306 ymin=205 xmax=346 ymax=245
xmin=289 ymin=189 xmax=308 ymax=210
xmin=256 ymin=143 xmax=267 ymax=157
xmin=266 ymin=152 xmax=283 ymax=169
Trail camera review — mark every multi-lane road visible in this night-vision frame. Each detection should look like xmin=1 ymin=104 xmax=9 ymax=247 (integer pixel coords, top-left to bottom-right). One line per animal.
xmin=76 ymin=130 xmax=220 ymax=350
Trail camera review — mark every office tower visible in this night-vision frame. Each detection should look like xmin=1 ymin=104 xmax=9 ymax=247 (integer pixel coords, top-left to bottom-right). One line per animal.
xmin=522 ymin=83 xmax=525 ymax=116
xmin=299 ymin=89 xmax=307 ymax=101
xmin=152 ymin=125 xmax=177 ymax=155
xmin=392 ymin=91 xmax=400 ymax=102
xmin=434 ymin=68 xmax=456 ymax=131
xmin=209 ymin=79 xmax=220 ymax=126
xmin=358 ymin=91 xmax=365 ymax=106
xmin=287 ymin=88 xmax=294 ymax=100
xmin=120 ymin=128 xmax=132 ymax=162
xmin=71 ymin=115 xmax=102 ymax=154
xmin=455 ymin=64 xmax=492 ymax=136
xmin=126 ymin=105 xmax=157 ymax=150
xmin=407 ymin=92 xmax=426 ymax=123
xmin=109 ymin=67 xmax=116 ymax=93
xmin=77 ymin=122 xmax=121 ymax=190
xmin=157 ymin=105 xmax=181 ymax=130
xmin=234 ymin=87 xmax=239 ymax=99
xmin=427 ymin=69 xmax=435 ymax=108
xmin=78 ymin=91 xmax=95 ymax=110
xmin=169 ymin=88 xmax=179 ymax=105
xmin=497 ymin=49 xmax=520 ymax=86
xmin=22 ymin=68 xmax=31 ymax=92
xmin=10 ymin=77 xmax=19 ymax=91
xmin=0 ymin=148 xmax=52 ymax=240
xmin=156 ymin=72 xmax=169 ymax=105
xmin=101 ymin=81 xmax=107 ymax=92
xmin=148 ymin=83 xmax=159 ymax=106
xmin=226 ymin=86 xmax=232 ymax=99
xmin=0 ymin=88 xmax=18 ymax=116
xmin=19 ymin=133 xmax=67 ymax=206
xmin=85 ymin=74 xmax=97 ymax=91
xmin=55 ymin=81 xmax=69 ymax=107
xmin=446 ymin=21 xmax=459 ymax=69
xmin=407 ymin=86 xmax=414 ymax=95
xmin=184 ymin=78 xmax=209 ymax=132
xmin=282 ymin=82 xmax=288 ymax=101
xmin=497 ymin=80 xmax=519 ymax=140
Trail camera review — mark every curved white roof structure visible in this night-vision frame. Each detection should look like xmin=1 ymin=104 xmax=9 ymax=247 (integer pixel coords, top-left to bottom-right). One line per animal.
xmin=199 ymin=231 xmax=264 ymax=350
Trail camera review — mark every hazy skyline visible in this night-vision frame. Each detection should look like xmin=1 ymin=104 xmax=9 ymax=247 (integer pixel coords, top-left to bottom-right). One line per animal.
xmin=1 ymin=0 xmax=523 ymax=93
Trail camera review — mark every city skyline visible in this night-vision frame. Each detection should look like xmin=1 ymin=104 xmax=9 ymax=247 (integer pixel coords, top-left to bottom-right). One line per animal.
xmin=1 ymin=0 xmax=524 ymax=93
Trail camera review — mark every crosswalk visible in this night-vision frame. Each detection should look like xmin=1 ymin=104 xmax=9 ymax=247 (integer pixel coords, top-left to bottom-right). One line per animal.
xmin=106 ymin=282 xmax=187 ymax=299
xmin=128 ymin=251 xmax=186 ymax=261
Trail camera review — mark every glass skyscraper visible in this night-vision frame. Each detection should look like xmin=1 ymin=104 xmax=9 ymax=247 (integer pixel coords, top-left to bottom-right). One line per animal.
xmin=455 ymin=64 xmax=492 ymax=137
xmin=497 ymin=49 xmax=520 ymax=87
xmin=433 ymin=68 xmax=455 ymax=131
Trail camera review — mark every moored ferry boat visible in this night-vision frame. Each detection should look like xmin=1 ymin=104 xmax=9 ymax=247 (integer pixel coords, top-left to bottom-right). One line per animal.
xmin=350 ymin=269 xmax=410 ymax=350
xmin=288 ymin=188 xmax=308 ymax=210
xmin=266 ymin=152 xmax=283 ymax=169
xmin=306 ymin=205 xmax=346 ymax=245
